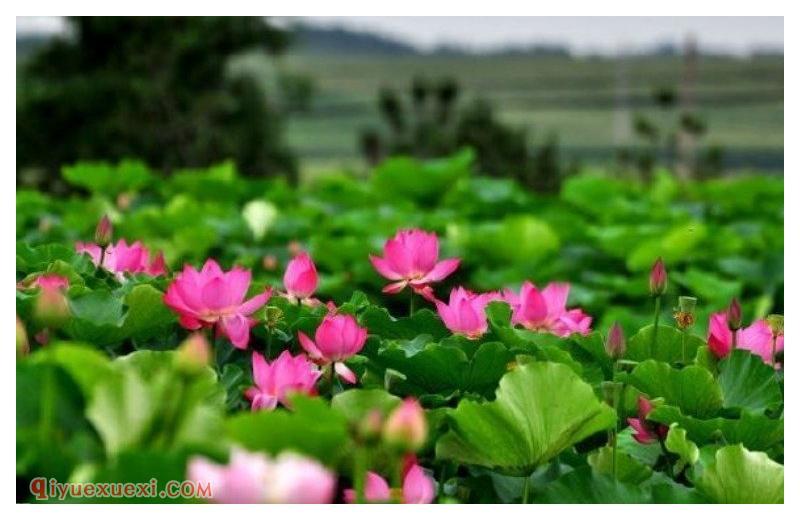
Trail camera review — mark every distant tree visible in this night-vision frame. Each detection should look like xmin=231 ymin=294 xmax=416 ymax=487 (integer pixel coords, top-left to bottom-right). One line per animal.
xmin=17 ymin=16 xmax=298 ymax=190
xmin=362 ymin=77 xmax=563 ymax=193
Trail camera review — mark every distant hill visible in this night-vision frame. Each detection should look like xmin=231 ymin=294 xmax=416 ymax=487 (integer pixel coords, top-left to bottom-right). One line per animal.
xmin=290 ymin=23 xmax=418 ymax=56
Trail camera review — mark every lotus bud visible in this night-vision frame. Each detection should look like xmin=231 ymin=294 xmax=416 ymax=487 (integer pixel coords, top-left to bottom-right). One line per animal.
xmin=34 ymin=284 xmax=70 ymax=329
xmin=383 ymin=398 xmax=427 ymax=452
xmin=766 ymin=314 xmax=784 ymax=337
xmin=176 ymin=333 xmax=211 ymax=373
xmin=358 ymin=409 xmax=384 ymax=441
xmin=726 ymin=298 xmax=742 ymax=331
xmin=649 ymin=257 xmax=668 ymax=297
xmin=674 ymin=296 xmax=697 ymax=330
xmin=605 ymin=322 xmax=626 ymax=359
xmin=94 ymin=214 xmax=113 ymax=247
xmin=16 ymin=316 xmax=29 ymax=358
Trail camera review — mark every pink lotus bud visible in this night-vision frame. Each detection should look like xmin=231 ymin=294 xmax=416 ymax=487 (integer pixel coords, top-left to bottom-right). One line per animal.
xmin=605 ymin=321 xmax=626 ymax=359
xmin=297 ymin=313 xmax=367 ymax=384
xmin=17 ymin=316 xmax=29 ymax=358
xmin=726 ymin=298 xmax=742 ymax=331
xmin=283 ymin=251 xmax=318 ymax=301
xmin=94 ymin=214 xmax=113 ymax=246
xmin=33 ymin=274 xmax=70 ymax=328
xmin=435 ymin=287 xmax=501 ymax=339
xmin=358 ymin=409 xmax=384 ymax=441
xmin=503 ymin=281 xmax=592 ymax=337
xmin=175 ymin=333 xmax=211 ymax=373
xmin=370 ymin=228 xmax=460 ymax=301
xmin=164 ymin=259 xmax=272 ymax=349
xmin=649 ymin=257 xmax=668 ymax=296
xmin=383 ymin=398 xmax=428 ymax=452
xmin=188 ymin=448 xmax=272 ymax=503
xmin=344 ymin=463 xmax=435 ymax=504
xmin=245 ymin=350 xmax=321 ymax=410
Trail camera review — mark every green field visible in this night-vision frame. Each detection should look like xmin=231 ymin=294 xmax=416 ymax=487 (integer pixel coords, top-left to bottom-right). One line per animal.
xmin=235 ymin=52 xmax=784 ymax=174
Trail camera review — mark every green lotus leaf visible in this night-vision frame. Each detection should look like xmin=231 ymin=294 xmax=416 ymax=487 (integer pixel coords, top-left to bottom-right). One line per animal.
xmin=717 ymin=349 xmax=782 ymax=413
xmin=436 ymin=362 xmax=615 ymax=474
xmin=625 ymin=360 xmax=722 ymax=418
xmin=695 ymin=444 xmax=783 ymax=504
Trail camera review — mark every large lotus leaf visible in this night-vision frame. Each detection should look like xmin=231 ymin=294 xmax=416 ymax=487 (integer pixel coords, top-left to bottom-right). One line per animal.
xmin=28 ymin=342 xmax=114 ymax=397
xmin=625 ymin=360 xmax=722 ymax=418
xmin=226 ymin=396 xmax=348 ymax=466
xmin=717 ymin=349 xmax=782 ymax=413
xmin=372 ymin=338 xmax=512 ymax=399
xmin=648 ymin=405 xmax=783 ymax=452
xmin=587 ymin=446 xmax=653 ymax=484
xmin=435 ymin=362 xmax=615 ymax=474
xmin=360 ymin=306 xmax=449 ymax=341
xmin=62 ymin=160 xmax=154 ymax=196
xmin=537 ymin=467 xmax=651 ymax=503
xmin=626 ymin=324 xmax=705 ymax=363
xmin=695 ymin=444 xmax=783 ymax=504
xmin=331 ymin=389 xmax=401 ymax=423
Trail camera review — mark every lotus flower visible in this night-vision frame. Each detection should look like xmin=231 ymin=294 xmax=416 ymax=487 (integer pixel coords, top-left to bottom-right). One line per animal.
xmin=164 ymin=259 xmax=271 ymax=349
xmin=344 ymin=464 xmax=435 ymax=504
xmin=627 ymin=396 xmax=667 ymax=445
xmin=298 ymin=312 xmax=367 ymax=384
xmin=649 ymin=257 xmax=668 ymax=296
xmin=33 ymin=274 xmax=70 ymax=328
xmin=707 ymin=312 xmax=784 ymax=367
xmin=503 ymin=281 xmax=592 ymax=337
xmin=188 ymin=449 xmax=335 ymax=504
xmin=245 ymin=350 xmax=321 ymax=410
xmin=370 ymin=229 xmax=460 ymax=301
xmin=76 ymin=239 xmax=166 ymax=278
xmin=282 ymin=251 xmax=320 ymax=305
xmin=435 ymin=287 xmax=500 ymax=339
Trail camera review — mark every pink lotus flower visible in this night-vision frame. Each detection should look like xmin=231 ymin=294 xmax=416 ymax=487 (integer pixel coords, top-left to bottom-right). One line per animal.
xmin=282 ymin=251 xmax=320 ymax=305
xmin=188 ymin=448 xmax=272 ymax=503
xmin=32 ymin=274 xmax=70 ymax=328
xmin=164 ymin=259 xmax=272 ymax=349
xmin=263 ymin=452 xmax=337 ymax=504
xmin=245 ymin=350 xmax=321 ymax=410
xmin=370 ymin=229 xmax=460 ymax=301
xmin=76 ymin=239 xmax=166 ymax=278
xmin=298 ymin=313 xmax=367 ymax=384
xmin=503 ymin=281 xmax=592 ymax=337
xmin=435 ymin=287 xmax=500 ymax=339
xmin=627 ymin=396 xmax=668 ymax=445
xmin=344 ymin=464 xmax=435 ymax=504
xmin=707 ymin=312 xmax=784 ymax=367
xmin=188 ymin=449 xmax=335 ymax=504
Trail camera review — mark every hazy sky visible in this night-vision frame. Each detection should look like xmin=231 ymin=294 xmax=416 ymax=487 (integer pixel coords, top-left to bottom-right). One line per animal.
xmin=18 ymin=16 xmax=784 ymax=55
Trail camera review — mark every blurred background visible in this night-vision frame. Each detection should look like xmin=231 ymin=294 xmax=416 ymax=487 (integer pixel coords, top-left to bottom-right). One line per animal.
xmin=17 ymin=16 xmax=783 ymax=192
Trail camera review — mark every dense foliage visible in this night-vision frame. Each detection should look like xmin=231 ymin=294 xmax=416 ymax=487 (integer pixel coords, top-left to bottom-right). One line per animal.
xmin=16 ymin=151 xmax=783 ymax=503
xmin=17 ymin=17 xmax=297 ymax=189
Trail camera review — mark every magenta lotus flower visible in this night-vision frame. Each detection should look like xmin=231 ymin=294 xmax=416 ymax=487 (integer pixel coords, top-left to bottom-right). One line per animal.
xmin=627 ymin=396 xmax=668 ymax=445
xmin=188 ymin=449 xmax=335 ymax=504
xmin=503 ymin=281 xmax=592 ymax=337
xmin=383 ymin=398 xmax=428 ymax=451
xmin=370 ymin=229 xmax=460 ymax=301
xmin=434 ymin=287 xmax=500 ymax=339
xmin=344 ymin=464 xmax=435 ymax=504
xmin=707 ymin=311 xmax=784 ymax=367
xmin=76 ymin=239 xmax=166 ymax=278
xmin=282 ymin=251 xmax=320 ymax=305
xmin=164 ymin=259 xmax=272 ymax=349
xmin=649 ymin=257 xmax=668 ymax=296
xmin=298 ymin=313 xmax=367 ymax=384
xmin=245 ymin=350 xmax=321 ymax=410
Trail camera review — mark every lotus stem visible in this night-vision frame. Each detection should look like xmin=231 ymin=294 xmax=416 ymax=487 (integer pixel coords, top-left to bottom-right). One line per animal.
xmin=522 ymin=476 xmax=531 ymax=504
xmin=409 ymin=291 xmax=416 ymax=317
xmin=651 ymin=297 xmax=661 ymax=355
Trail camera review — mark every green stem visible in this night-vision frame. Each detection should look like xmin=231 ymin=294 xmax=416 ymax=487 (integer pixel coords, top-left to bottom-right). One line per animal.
xmin=651 ymin=297 xmax=661 ymax=354
xmin=328 ymin=365 xmax=336 ymax=398
xmin=521 ymin=476 xmax=531 ymax=504
xmin=409 ymin=291 xmax=416 ymax=317
xmin=681 ymin=327 xmax=688 ymax=365
xmin=353 ymin=447 xmax=367 ymax=504
xmin=265 ymin=329 xmax=273 ymax=359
